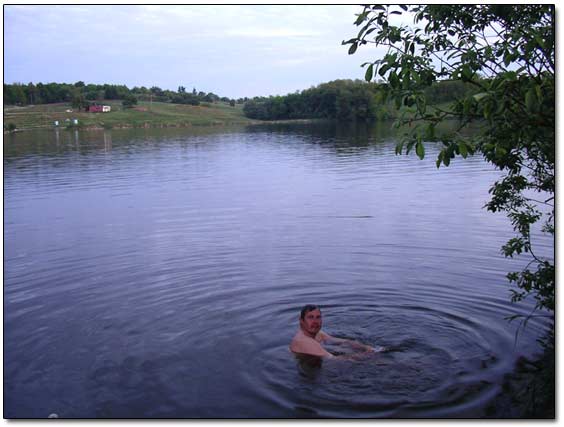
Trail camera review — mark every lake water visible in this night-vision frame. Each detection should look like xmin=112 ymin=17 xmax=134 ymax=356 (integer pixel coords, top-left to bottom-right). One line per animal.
xmin=4 ymin=123 xmax=553 ymax=418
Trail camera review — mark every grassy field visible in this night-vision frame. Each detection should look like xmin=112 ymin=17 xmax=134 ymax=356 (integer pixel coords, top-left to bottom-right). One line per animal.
xmin=4 ymin=100 xmax=255 ymax=131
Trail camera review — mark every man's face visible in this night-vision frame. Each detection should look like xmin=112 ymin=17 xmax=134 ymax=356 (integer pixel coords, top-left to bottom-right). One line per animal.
xmin=300 ymin=308 xmax=322 ymax=337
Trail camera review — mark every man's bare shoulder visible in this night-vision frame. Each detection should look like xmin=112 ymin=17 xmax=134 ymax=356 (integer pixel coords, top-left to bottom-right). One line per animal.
xmin=290 ymin=330 xmax=332 ymax=358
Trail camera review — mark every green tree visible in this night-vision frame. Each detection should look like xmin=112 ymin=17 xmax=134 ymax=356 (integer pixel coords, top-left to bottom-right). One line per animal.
xmin=345 ymin=5 xmax=554 ymax=315
xmin=242 ymin=79 xmax=380 ymax=121
xmin=104 ymin=85 xmax=119 ymax=99
xmin=26 ymin=82 xmax=39 ymax=104
xmin=70 ymin=88 xmax=87 ymax=111
xmin=150 ymin=86 xmax=163 ymax=96
xmin=243 ymin=99 xmax=269 ymax=120
xmin=122 ymin=93 xmax=138 ymax=109
xmin=4 ymin=83 xmax=26 ymax=105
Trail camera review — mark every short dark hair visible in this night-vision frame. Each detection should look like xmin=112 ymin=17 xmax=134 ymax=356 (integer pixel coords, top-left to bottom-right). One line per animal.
xmin=300 ymin=304 xmax=320 ymax=320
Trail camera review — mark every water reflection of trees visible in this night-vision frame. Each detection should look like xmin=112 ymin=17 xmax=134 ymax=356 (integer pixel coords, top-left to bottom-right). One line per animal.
xmin=244 ymin=120 xmax=473 ymax=158
xmin=4 ymin=121 xmax=467 ymax=162
xmin=245 ymin=121 xmax=401 ymax=157
xmin=3 ymin=126 xmax=248 ymax=159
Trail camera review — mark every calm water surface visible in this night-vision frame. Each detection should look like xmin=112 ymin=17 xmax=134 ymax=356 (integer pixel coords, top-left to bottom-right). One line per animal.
xmin=4 ymin=123 xmax=552 ymax=418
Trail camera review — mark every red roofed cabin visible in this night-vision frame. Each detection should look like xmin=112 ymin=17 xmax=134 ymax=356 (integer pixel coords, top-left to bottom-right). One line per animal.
xmin=86 ymin=105 xmax=111 ymax=113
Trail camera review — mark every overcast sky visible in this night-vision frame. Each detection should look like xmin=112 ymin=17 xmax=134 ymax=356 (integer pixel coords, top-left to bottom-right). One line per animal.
xmin=4 ymin=5 xmax=390 ymax=99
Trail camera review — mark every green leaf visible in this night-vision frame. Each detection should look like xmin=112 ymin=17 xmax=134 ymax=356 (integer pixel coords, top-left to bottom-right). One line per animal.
xmin=473 ymin=92 xmax=489 ymax=102
xmin=525 ymin=88 xmax=537 ymax=112
xmin=394 ymin=95 xmax=401 ymax=109
xmin=535 ymin=84 xmax=543 ymax=102
xmin=365 ymin=64 xmax=374 ymax=81
xmin=416 ymin=96 xmax=427 ymax=114
xmin=495 ymin=146 xmax=507 ymax=157
xmin=348 ymin=43 xmax=358 ymax=55
xmin=443 ymin=154 xmax=451 ymax=167
xmin=402 ymin=70 xmax=411 ymax=89
xmin=533 ymin=33 xmax=546 ymax=49
xmin=424 ymin=124 xmax=435 ymax=139
xmin=463 ymin=97 xmax=473 ymax=115
xmin=416 ymin=141 xmax=425 ymax=159
xmin=354 ymin=12 xmax=368 ymax=25
xmin=436 ymin=151 xmax=443 ymax=168
xmin=483 ymin=101 xmax=492 ymax=120
xmin=378 ymin=63 xmax=390 ymax=77
xmin=395 ymin=141 xmax=404 ymax=155
xmin=461 ymin=65 xmax=472 ymax=81
xmin=358 ymin=21 xmax=373 ymax=38
xmin=459 ymin=141 xmax=468 ymax=158
xmin=466 ymin=142 xmax=475 ymax=156
xmin=389 ymin=72 xmax=399 ymax=89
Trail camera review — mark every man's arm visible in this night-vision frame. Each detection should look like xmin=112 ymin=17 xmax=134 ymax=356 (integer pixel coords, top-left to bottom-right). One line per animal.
xmin=290 ymin=338 xmax=377 ymax=361
xmin=319 ymin=331 xmax=379 ymax=352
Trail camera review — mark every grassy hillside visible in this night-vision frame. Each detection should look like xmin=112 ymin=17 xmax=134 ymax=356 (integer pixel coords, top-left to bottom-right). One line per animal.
xmin=3 ymin=99 xmax=457 ymax=133
xmin=4 ymin=100 xmax=254 ymax=131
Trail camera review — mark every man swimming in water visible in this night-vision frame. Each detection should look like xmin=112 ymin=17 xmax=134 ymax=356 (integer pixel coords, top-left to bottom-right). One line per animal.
xmin=290 ymin=304 xmax=381 ymax=359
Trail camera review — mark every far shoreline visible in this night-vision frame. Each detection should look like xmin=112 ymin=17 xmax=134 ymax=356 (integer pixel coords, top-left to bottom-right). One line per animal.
xmin=3 ymin=100 xmax=328 ymax=134
xmin=3 ymin=119 xmax=324 ymax=134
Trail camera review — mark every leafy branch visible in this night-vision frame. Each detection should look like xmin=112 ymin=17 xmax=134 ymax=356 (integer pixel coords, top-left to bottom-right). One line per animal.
xmin=344 ymin=4 xmax=554 ymax=317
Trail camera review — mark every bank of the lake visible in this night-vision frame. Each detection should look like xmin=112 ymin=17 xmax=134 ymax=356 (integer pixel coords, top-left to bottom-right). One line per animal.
xmin=486 ymin=333 xmax=555 ymax=418
xmin=3 ymin=100 xmax=256 ymax=132
xmin=4 ymin=100 xmax=456 ymax=134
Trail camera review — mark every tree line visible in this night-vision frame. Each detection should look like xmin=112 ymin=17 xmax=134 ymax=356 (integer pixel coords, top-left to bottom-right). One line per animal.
xmin=243 ymin=79 xmax=381 ymax=121
xmin=4 ymin=78 xmax=475 ymax=118
xmin=3 ymin=81 xmax=242 ymax=109
xmin=242 ymin=78 xmax=477 ymax=121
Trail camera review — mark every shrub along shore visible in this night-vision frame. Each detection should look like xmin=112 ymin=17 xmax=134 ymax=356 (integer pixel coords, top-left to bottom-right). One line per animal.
xmin=486 ymin=331 xmax=554 ymax=418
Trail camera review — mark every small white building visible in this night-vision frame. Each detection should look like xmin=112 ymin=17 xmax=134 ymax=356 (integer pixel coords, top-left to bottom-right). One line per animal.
xmin=87 ymin=105 xmax=112 ymax=113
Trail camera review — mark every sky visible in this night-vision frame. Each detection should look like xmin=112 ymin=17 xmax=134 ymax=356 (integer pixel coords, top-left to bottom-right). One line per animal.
xmin=4 ymin=4 xmax=390 ymax=99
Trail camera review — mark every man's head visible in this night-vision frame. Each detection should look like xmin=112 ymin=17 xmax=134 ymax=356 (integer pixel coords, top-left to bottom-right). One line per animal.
xmin=299 ymin=304 xmax=322 ymax=337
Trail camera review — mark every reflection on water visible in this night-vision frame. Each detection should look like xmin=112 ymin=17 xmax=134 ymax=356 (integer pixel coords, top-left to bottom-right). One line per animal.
xmin=4 ymin=123 xmax=552 ymax=418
